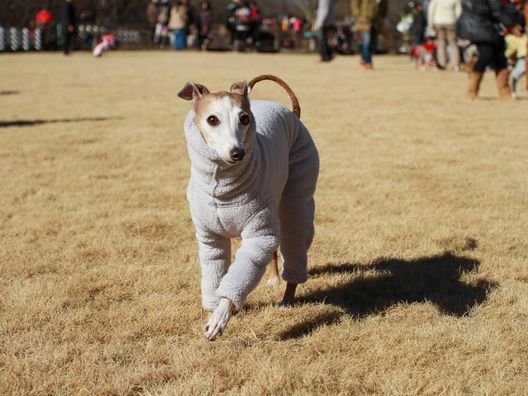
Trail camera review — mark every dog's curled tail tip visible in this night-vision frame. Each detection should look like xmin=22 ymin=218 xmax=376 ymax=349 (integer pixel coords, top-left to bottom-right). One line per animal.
xmin=248 ymin=74 xmax=301 ymax=119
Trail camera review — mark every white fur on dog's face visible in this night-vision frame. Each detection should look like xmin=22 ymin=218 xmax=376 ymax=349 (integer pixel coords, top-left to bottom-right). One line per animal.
xmin=195 ymin=95 xmax=250 ymax=164
xmin=178 ymin=81 xmax=252 ymax=165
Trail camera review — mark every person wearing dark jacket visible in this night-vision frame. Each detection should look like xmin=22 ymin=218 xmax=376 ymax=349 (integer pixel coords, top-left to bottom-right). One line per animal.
xmin=61 ymin=0 xmax=76 ymax=55
xmin=314 ymin=0 xmax=337 ymax=62
xmin=412 ymin=2 xmax=427 ymax=45
xmin=458 ymin=0 xmax=511 ymax=99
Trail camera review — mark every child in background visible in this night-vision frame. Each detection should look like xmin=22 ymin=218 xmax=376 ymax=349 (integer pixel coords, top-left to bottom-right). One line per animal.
xmin=187 ymin=24 xmax=199 ymax=49
xmin=505 ymin=23 xmax=527 ymax=99
xmin=93 ymin=33 xmax=116 ymax=57
xmin=414 ymin=35 xmax=437 ymax=71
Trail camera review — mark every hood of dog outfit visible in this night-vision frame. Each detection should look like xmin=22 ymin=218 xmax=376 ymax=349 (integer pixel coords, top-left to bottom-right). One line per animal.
xmin=184 ymin=110 xmax=261 ymax=204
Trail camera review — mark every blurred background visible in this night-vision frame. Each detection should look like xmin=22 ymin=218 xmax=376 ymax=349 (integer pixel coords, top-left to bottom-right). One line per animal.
xmin=0 ymin=0 xmax=411 ymax=53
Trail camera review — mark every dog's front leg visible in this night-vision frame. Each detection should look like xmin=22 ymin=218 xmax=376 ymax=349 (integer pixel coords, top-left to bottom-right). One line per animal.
xmin=196 ymin=234 xmax=231 ymax=312
xmin=215 ymin=232 xmax=279 ymax=308
xmin=196 ymin=234 xmax=235 ymax=341
xmin=204 ymin=234 xmax=278 ymax=341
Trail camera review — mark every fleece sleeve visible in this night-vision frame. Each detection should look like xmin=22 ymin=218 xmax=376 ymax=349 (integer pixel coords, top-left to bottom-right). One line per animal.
xmin=195 ymin=229 xmax=231 ymax=311
xmin=215 ymin=201 xmax=280 ymax=309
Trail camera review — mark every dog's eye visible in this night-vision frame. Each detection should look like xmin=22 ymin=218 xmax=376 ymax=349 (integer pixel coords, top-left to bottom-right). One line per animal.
xmin=239 ymin=113 xmax=250 ymax=125
xmin=207 ymin=115 xmax=220 ymax=126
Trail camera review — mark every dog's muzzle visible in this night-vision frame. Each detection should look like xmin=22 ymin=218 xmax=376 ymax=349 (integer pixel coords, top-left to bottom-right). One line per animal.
xmin=229 ymin=147 xmax=245 ymax=162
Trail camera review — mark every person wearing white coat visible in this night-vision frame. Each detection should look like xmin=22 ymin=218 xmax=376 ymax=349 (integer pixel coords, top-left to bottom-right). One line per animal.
xmin=428 ymin=0 xmax=462 ymax=69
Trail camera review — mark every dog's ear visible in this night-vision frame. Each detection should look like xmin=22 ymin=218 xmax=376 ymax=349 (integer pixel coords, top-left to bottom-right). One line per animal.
xmin=178 ymin=82 xmax=210 ymax=101
xmin=230 ymin=81 xmax=249 ymax=96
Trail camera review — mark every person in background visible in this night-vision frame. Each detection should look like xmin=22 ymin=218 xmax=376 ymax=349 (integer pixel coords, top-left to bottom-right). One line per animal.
xmin=187 ymin=24 xmax=199 ymax=49
xmin=505 ymin=22 xmax=526 ymax=98
xmin=146 ymin=1 xmax=159 ymax=40
xmin=458 ymin=0 xmax=512 ymax=99
xmin=415 ymin=34 xmax=438 ymax=70
xmin=427 ymin=0 xmax=462 ymax=70
xmin=234 ymin=1 xmax=251 ymax=51
xmin=78 ymin=6 xmax=96 ymax=48
xmin=521 ymin=0 xmax=528 ymax=90
xmin=249 ymin=2 xmax=261 ymax=47
xmin=291 ymin=15 xmax=303 ymax=34
xmin=169 ymin=1 xmax=188 ymax=50
xmin=154 ymin=2 xmax=170 ymax=48
xmin=314 ymin=0 xmax=336 ymax=62
xmin=412 ymin=2 xmax=427 ymax=47
xmin=198 ymin=1 xmax=213 ymax=50
xmin=351 ymin=0 xmax=379 ymax=70
xmin=226 ymin=0 xmax=240 ymax=46
xmin=35 ymin=4 xmax=54 ymax=50
xmin=184 ymin=0 xmax=196 ymax=35
xmin=61 ymin=0 xmax=76 ymax=55
xmin=93 ymin=32 xmax=116 ymax=57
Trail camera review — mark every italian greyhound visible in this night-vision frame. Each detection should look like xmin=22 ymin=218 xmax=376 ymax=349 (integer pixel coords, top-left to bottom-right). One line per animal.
xmin=178 ymin=75 xmax=319 ymax=341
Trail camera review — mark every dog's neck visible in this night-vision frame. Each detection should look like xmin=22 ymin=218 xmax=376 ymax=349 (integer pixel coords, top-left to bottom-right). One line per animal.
xmin=185 ymin=112 xmax=261 ymax=203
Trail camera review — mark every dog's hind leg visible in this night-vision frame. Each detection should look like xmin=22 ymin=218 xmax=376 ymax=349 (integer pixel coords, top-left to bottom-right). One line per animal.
xmin=278 ymin=135 xmax=319 ymax=306
xmin=279 ymin=191 xmax=316 ymax=305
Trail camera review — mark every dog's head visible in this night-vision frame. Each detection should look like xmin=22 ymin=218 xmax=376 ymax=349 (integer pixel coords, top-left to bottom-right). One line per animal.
xmin=178 ymin=81 xmax=252 ymax=165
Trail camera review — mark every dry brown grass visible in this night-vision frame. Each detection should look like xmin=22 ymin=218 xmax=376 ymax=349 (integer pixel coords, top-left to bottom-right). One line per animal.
xmin=1 ymin=51 xmax=527 ymax=395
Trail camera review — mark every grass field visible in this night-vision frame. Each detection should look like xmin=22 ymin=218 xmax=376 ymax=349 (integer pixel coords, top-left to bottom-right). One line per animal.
xmin=1 ymin=51 xmax=527 ymax=395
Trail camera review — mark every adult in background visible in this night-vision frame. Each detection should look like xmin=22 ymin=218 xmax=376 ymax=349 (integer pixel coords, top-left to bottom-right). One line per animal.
xmin=234 ymin=1 xmax=251 ymax=51
xmin=146 ymin=1 xmax=159 ymax=40
xmin=249 ymin=2 xmax=261 ymax=47
xmin=169 ymin=1 xmax=188 ymax=50
xmin=226 ymin=0 xmax=241 ymax=45
xmin=412 ymin=2 xmax=427 ymax=47
xmin=198 ymin=1 xmax=213 ymax=50
xmin=458 ymin=0 xmax=512 ymax=99
xmin=524 ymin=0 xmax=528 ymax=90
xmin=184 ymin=0 xmax=196 ymax=33
xmin=314 ymin=0 xmax=336 ymax=62
xmin=35 ymin=5 xmax=54 ymax=50
xmin=428 ymin=0 xmax=462 ymax=70
xmin=61 ymin=0 xmax=76 ymax=55
xmin=352 ymin=0 xmax=379 ymax=69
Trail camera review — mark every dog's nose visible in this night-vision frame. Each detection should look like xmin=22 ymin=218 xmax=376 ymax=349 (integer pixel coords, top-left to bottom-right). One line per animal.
xmin=230 ymin=148 xmax=245 ymax=162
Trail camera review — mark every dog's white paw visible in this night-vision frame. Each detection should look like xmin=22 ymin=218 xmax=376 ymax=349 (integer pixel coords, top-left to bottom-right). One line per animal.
xmin=204 ymin=298 xmax=234 ymax=341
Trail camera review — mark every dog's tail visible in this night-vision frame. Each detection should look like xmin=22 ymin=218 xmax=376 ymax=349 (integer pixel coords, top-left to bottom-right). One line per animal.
xmin=248 ymin=75 xmax=301 ymax=119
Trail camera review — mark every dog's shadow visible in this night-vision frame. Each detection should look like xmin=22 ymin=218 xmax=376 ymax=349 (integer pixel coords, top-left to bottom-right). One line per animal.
xmin=278 ymin=252 xmax=497 ymax=340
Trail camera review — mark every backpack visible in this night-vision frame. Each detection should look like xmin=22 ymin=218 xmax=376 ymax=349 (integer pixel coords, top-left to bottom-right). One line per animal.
xmin=457 ymin=0 xmax=500 ymax=44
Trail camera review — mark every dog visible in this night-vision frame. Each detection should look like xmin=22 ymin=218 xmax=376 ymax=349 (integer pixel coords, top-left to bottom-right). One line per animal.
xmin=178 ymin=75 xmax=319 ymax=341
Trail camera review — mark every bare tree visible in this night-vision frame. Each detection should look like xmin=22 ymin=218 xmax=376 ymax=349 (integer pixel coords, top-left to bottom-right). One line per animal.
xmin=297 ymin=0 xmax=317 ymax=22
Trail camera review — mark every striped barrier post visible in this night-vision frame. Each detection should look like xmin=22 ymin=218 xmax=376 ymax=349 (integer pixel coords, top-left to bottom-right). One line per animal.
xmin=34 ymin=28 xmax=42 ymax=51
xmin=22 ymin=28 xmax=30 ymax=51
xmin=0 ymin=27 xmax=5 ymax=51
xmin=9 ymin=27 xmax=20 ymax=51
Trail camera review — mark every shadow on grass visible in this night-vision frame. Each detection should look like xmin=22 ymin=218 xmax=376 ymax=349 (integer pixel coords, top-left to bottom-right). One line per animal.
xmin=278 ymin=252 xmax=498 ymax=340
xmin=477 ymin=96 xmax=527 ymax=101
xmin=0 ymin=90 xmax=20 ymax=96
xmin=0 ymin=117 xmax=122 ymax=128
